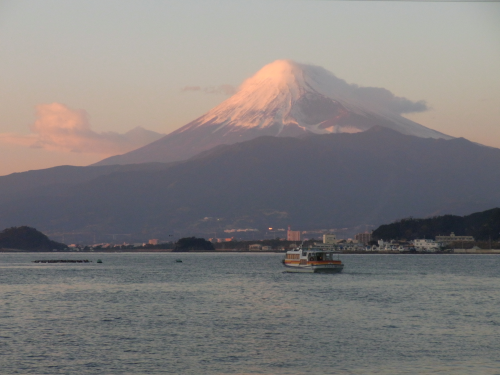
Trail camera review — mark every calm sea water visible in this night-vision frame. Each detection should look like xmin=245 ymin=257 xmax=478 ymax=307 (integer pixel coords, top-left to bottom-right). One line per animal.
xmin=0 ymin=253 xmax=499 ymax=374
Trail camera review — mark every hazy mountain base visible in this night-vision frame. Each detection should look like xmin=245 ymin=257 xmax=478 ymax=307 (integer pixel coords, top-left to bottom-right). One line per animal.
xmin=0 ymin=128 xmax=499 ymax=242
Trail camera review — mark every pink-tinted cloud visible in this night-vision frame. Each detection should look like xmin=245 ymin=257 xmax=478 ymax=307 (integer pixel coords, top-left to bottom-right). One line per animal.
xmin=181 ymin=84 xmax=236 ymax=96
xmin=0 ymin=103 xmax=164 ymax=155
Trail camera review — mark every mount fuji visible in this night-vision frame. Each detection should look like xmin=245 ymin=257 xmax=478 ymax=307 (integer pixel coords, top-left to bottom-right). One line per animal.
xmin=95 ymin=60 xmax=452 ymax=166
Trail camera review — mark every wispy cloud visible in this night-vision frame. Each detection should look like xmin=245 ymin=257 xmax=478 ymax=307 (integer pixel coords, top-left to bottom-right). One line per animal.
xmin=305 ymin=64 xmax=430 ymax=114
xmin=353 ymin=86 xmax=428 ymax=114
xmin=0 ymin=103 xmax=163 ymax=155
xmin=181 ymin=84 xmax=236 ymax=96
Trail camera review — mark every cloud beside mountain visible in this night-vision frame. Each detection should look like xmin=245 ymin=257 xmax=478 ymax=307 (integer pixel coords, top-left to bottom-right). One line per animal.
xmin=180 ymin=63 xmax=427 ymax=114
xmin=0 ymin=103 xmax=164 ymax=155
xmin=275 ymin=62 xmax=429 ymax=115
xmin=350 ymin=85 xmax=428 ymax=114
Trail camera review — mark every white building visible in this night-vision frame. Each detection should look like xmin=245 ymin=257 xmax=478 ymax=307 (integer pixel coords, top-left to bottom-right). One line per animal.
xmin=413 ymin=239 xmax=442 ymax=252
xmin=373 ymin=240 xmax=411 ymax=252
xmin=323 ymin=234 xmax=337 ymax=244
xmin=313 ymin=234 xmax=339 ymax=250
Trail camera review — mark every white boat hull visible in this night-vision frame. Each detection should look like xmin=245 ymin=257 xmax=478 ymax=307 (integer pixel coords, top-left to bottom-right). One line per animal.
xmin=283 ymin=263 xmax=344 ymax=273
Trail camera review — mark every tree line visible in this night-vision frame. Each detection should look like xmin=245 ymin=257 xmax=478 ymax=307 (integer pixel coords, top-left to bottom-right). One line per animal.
xmin=373 ymin=208 xmax=500 ymax=241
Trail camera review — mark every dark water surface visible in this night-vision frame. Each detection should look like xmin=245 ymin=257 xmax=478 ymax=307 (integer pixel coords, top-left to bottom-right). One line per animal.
xmin=1 ymin=253 xmax=499 ymax=374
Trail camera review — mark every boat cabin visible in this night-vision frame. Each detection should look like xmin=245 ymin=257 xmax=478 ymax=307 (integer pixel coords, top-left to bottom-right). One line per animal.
xmin=284 ymin=247 xmax=341 ymax=264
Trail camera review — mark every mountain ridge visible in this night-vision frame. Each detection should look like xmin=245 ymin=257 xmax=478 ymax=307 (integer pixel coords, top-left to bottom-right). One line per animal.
xmin=1 ymin=128 xmax=498 ymax=241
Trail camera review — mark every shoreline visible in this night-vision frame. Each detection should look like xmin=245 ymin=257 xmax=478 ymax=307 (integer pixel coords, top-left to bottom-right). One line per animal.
xmin=1 ymin=249 xmax=500 ymax=254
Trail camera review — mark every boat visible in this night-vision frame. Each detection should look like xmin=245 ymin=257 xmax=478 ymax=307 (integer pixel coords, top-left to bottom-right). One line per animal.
xmin=282 ymin=244 xmax=344 ymax=273
xmin=96 ymin=259 xmax=103 ymax=263
xmin=175 ymin=259 xmax=182 ymax=263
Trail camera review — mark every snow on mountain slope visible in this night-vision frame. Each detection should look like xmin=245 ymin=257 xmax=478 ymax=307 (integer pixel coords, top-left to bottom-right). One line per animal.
xmin=94 ymin=60 xmax=452 ymax=166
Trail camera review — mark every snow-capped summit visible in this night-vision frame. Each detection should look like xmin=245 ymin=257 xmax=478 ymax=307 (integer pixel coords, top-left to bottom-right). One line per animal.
xmin=95 ymin=60 xmax=452 ymax=166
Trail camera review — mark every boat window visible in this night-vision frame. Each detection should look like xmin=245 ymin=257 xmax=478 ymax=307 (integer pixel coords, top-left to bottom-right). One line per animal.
xmin=317 ymin=253 xmax=324 ymax=261
xmin=302 ymin=251 xmax=307 ymax=257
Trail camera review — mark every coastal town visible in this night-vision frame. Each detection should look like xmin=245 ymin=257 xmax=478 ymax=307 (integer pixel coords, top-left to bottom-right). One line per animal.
xmin=58 ymin=228 xmax=500 ymax=254
xmin=2 ymin=210 xmax=499 ymax=254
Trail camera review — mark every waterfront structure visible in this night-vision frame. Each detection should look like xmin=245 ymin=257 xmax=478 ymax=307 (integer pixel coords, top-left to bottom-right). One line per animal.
xmin=148 ymin=239 xmax=159 ymax=245
xmin=365 ymin=240 xmax=412 ymax=252
xmin=249 ymin=244 xmax=262 ymax=251
xmin=338 ymin=243 xmax=364 ymax=252
xmin=413 ymin=239 xmax=441 ymax=252
xmin=435 ymin=232 xmax=474 ymax=244
xmin=313 ymin=235 xmax=365 ymax=252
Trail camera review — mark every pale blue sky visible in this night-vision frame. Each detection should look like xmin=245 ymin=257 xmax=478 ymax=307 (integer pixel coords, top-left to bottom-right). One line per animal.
xmin=0 ymin=0 xmax=499 ymax=175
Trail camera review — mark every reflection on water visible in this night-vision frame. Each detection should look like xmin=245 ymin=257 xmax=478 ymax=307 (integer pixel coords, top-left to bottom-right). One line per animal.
xmin=1 ymin=253 xmax=499 ymax=374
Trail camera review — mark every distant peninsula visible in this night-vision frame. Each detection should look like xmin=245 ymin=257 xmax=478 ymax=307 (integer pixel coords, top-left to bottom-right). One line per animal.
xmin=0 ymin=226 xmax=67 ymax=251
xmin=373 ymin=208 xmax=500 ymax=241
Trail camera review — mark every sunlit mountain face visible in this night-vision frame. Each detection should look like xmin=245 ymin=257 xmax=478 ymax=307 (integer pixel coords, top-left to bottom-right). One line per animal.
xmin=95 ymin=60 xmax=452 ymax=166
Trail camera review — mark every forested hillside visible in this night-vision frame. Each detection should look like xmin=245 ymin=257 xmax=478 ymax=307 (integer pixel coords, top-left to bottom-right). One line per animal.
xmin=372 ymin=208 xmax=500 ymax=241
xmin=0 ymin=226 xmax=67 ymax=251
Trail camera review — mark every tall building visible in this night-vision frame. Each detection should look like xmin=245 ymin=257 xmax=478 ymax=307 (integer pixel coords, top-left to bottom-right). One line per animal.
xmin=354 ymin=232 xmax=372 ymax=245
xmin=287 ymin=226 xmax=301 ymax=241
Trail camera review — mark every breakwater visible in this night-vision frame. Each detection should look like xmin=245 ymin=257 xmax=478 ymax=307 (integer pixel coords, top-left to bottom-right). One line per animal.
xmin=32 ymin=259 xmax=92 ymax=263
